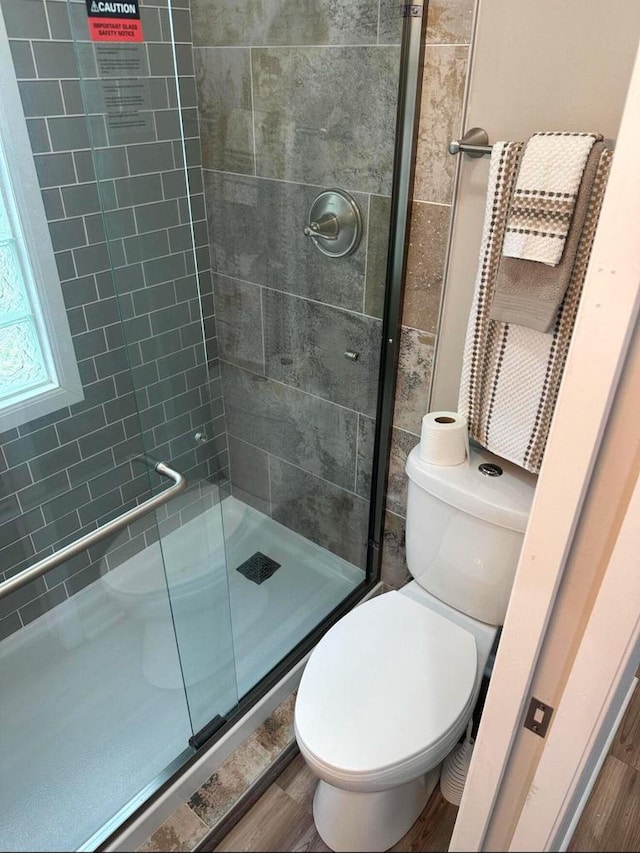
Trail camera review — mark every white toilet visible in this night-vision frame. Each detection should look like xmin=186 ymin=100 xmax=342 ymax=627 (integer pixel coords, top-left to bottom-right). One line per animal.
xmin=294 ymin=444 xmax=536 ymax=852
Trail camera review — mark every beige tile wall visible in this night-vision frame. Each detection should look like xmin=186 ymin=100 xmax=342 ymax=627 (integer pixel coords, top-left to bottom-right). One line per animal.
xmin=381 ymin=0 xmax=474 ymax=588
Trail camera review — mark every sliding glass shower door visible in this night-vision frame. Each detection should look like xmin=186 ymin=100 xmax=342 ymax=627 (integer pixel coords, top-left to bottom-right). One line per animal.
xmin=0 ymin=0 xmax=237 ymax=848
xmin=1 ymin=0 xmax=406 ymax=848
xmin=194 ymin=1 xmax=403 ymax=694
xmin=69 ymin=0 xmax=240 ymax=738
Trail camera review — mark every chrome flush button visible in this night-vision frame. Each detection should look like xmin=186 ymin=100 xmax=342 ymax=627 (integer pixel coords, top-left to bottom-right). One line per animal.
xmin=479 ymin=462 xmax=503 ymax=477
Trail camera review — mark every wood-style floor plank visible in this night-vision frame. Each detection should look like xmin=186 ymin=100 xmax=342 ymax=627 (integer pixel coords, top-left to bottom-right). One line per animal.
xmin=611 ymin=680 xmax=640 ymax=772
xmin=391 ymin=791 xmax=459 ymax=852
xmin=276 ymin=753 xmax=318 ymax=814
xmin=210 ymin=750 xmax=458 ymax=853
xmin=212 ymin=784 xmax=315 ymax=852
xmin=568 ymin=755 xmax=640 ymax=852
xmin=289 ymin=825 xmax=332 ymax=853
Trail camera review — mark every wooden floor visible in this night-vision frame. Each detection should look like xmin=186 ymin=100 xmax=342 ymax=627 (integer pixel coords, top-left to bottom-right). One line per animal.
xmin=210 ymin=753 xmax=458 ymax=853
xmin=568 ymin=678 xmax=640 ymax=852
xmin=208 ymin=678 xmax=640 ymax=852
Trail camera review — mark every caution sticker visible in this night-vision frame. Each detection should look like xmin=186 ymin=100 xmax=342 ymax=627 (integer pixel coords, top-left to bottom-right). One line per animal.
xmin=86 ymin=0 xmax=143 ymax=43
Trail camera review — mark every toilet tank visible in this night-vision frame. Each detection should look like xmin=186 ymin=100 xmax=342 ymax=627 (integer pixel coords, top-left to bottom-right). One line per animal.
xmin=405 ymin=445 xmax=537 ymax=626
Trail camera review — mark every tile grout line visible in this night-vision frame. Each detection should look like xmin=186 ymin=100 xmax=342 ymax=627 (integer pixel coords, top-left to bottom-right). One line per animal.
xmin=259 ymin=284 xmax=266 ymax=374
xmin=219 ymin=357 xmax=369 ymax=420
xmin=410 ymin=197 xmax=453 ymax=208
xmin=354 ymin=412 xmax=360 ymax=494
xmin=227 ymin=431 xmax=364 ymax=505
xmin=202 ymin=164 xmax=391 ymax=202
xmin=248 ymin=47 xmax=258 ymax=177
xmin=401 ymin=321 xmax=437 ymax=338
xmin=214 ymin=271 xmax=381 ymax=322
xmin=266 ymin=451 xmax=273 ymax=517
xmin=189 ymin=42 xmax=402 ymax=51
xmin=35 ymin=2 xmax=52 ymax=41
xmin=362 ymin=192 xmax=371 ymax=315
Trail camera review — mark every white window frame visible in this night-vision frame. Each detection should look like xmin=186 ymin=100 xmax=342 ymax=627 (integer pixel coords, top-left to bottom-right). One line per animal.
xmin=0 ymin=10 xmax=83 ymax=432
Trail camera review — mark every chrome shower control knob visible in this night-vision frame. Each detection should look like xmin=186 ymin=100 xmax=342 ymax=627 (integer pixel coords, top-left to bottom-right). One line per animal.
xmin=303 ymin=213 xmax=340 ymax=241
xmin=303 ymin=189 xmax=362 ymax=258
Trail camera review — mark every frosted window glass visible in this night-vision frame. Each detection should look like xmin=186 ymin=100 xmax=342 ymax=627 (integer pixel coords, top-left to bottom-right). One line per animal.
xmin=0 ymin=239 xmax=31 ymax=318
xmin=0 ymin=142 xmax=54 ymax=407
xmin=0 ymin=319 xmax=48 ymax=399
xmin=0 ymin=188 xmax=12 ymax=241
xmin=0 ymin=24 xmax=82 ymax=430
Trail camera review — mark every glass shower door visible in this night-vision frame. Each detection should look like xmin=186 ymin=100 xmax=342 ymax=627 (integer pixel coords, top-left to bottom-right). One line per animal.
xmin=67 ymin=0 xmax=239 ymax=736
xmin=0 ymin=0 xmax=238 ymax=848
xmin=196 ymin=1 xmax=404 ymax=695
xmin=2 ymin=0 xmax=409 ymax=844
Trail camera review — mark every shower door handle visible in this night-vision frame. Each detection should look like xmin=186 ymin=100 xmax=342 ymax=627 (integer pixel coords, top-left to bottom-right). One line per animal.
xmin=0 ymin=457 xmax=187 ymax=602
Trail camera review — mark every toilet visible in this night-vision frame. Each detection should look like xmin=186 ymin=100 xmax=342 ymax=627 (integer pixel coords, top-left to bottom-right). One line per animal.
xmin=294 ymin=444 xmax=536 ymax=852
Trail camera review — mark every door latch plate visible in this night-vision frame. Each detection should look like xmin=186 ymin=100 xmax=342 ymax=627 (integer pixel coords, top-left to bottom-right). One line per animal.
xmin=523 ymin=696 xmax=554 ymax=738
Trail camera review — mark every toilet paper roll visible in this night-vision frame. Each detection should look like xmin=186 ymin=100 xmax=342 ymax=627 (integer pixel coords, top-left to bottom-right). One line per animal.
xmin=419 ymin=411 xmax=469 ymax=466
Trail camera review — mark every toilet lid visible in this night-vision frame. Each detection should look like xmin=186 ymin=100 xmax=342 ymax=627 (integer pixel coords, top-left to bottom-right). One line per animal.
xmin=295 ymin=592 xmax=477 ymax=779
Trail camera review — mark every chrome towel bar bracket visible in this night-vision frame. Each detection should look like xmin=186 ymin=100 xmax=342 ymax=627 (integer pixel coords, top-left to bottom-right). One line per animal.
xmin=448 ymin=126 xmax=493 ymax=158
xmin=0 ymin=457 xmax=187 ymax=602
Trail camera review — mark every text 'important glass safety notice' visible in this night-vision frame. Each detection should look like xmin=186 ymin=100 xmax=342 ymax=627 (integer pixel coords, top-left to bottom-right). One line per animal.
xmin=86 ymin=0 xmax=143 ymax=42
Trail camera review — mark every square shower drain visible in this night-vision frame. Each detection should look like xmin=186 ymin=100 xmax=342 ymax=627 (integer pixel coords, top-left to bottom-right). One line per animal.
xmin=236 ymin=552 xmax=281 ymax=584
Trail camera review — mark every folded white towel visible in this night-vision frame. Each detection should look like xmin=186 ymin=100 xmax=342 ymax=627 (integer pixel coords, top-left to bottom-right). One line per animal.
xmin=502 ymin=131 xmax=602 ymax=266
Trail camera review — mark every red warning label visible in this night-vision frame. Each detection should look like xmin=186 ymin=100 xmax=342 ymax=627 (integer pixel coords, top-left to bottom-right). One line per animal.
xmin=88 ymin=18 xmax=143 ymax=41
xmin=86 ymin=1 xmax=143 ymax=43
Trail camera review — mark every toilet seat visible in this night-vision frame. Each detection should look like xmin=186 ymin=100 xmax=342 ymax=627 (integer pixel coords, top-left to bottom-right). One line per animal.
xmin=295 ymin=591 xmax=478 ymax=792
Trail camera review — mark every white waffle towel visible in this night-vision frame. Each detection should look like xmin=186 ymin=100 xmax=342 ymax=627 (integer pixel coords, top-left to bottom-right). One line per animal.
xmin=502 ymin=131 xmax=602 ymax=266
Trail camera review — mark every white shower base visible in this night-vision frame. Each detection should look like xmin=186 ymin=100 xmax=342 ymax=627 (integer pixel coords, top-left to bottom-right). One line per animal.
xmin=0 ymin=496 xmax=363 ymax=852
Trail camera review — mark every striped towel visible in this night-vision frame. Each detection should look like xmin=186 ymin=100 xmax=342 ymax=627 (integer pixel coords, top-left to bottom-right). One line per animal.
xmin=458 ymin=140 xmax=612 ymax=474
xmin=502 ymin=131 xmax=602 ymax=266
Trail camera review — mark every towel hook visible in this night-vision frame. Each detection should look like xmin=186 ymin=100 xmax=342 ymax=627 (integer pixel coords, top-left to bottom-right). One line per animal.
xmin=448 ymin=127 xmax=492 ymax=158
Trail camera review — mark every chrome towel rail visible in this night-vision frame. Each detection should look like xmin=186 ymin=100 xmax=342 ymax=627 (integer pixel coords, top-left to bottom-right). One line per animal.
xmin=448 ymin=126 xmax=493 ymax=158
xmin=0 ymin=458 xmax=187 ymax=602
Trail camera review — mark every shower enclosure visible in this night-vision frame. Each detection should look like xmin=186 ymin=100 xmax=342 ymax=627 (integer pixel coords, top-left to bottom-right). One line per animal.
xmin=0 ymin=0 xmax=411 ymax=849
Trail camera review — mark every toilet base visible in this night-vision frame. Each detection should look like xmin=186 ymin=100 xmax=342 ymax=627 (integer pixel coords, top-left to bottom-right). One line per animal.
xmin=312 ymin=766 xmax=441 ymax=852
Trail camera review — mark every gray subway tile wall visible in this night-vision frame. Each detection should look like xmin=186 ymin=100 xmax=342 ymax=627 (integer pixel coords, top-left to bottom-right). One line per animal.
xmin=262 ymin=289 xmax=382 ymax=418
xmin=269 ymin=456 xmax=369 ymax=570
xmin=203 ymin=172 xmax=371 ymax=311
xmin=364 ymin=194 xmax=392 ymax=320
xmin=193 ymin=0 xmax=402 ymax=571
xmin=221 ymin=361 xmax=358 ymax=492
xmin=191 ymin=0 xmax=379 ymax=48
xmin=251 ymin=47 xmax=399 ymax=193
xmin=194 ymin=47 xmax=253 ymax=174
xmin=212 ymin=275 xmax=265 ymax=374
xmin=355 ymin=414 xmax=376 ymax=500
xmin=0 ymin=0 xmax=228 ymax=640
xmin=227 ymin=435 xmax=270 ymax=516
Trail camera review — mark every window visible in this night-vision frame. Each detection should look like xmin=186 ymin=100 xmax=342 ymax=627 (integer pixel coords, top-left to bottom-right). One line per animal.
xmin=0 ymin=13 xmax=83 ymax=432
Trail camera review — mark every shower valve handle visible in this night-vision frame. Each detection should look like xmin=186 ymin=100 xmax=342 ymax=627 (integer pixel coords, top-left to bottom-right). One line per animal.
xmin=303 ymin=190 xmax=362 ymax=257
xmin=303 ymin=213 xmax=340 ymax=240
